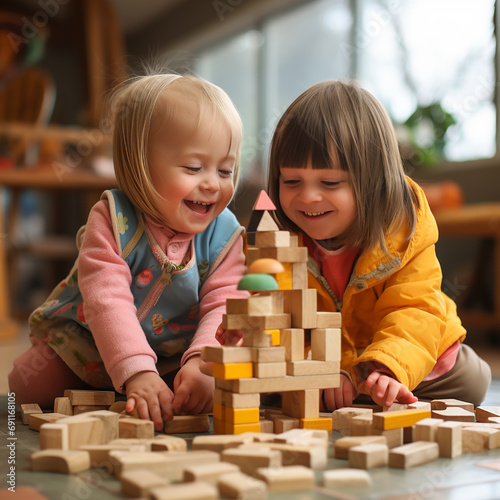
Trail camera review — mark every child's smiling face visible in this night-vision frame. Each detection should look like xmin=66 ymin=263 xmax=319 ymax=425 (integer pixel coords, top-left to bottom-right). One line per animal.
xmin=279 ymin=164 xmax=357 ymax=241
xmin=148 ymin=93 xmax=236 ymax=234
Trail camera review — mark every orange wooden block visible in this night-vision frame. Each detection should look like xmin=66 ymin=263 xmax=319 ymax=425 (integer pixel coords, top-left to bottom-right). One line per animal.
xmin=212 ymin=362 xmax=253 ymax=380
xmin=373 ymin=409 xmax=431 ymax=430
xmin=300 ymin=417 xmax=332 ymax=431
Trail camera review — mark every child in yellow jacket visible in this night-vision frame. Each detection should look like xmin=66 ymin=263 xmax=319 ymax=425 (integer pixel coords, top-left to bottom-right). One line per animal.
xmin=220 ymin=80 xmax=491 ymax=409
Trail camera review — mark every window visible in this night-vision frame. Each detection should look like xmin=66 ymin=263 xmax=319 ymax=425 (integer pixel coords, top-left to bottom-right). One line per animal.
xmin=195 ymin=0 xmax=496 ymax=178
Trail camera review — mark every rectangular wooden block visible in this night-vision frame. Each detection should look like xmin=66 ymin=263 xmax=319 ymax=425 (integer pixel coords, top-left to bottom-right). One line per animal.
xmin=249 ymin=246 xmax=309 ymax=263
xmin=223 ymin=313 xmax=291 ymax=331
xmin=437 ymin=421 xmax=462 ymax=458
xmin=215 ymin=373 xmax=340 ymax=394
xmin=201 ymin=346 xmax=253 ymax=364
xmin=255 ymin=230 xmax=290 ymax=247
xmin=242 ymin=330 xmax=273 ymax=348
xmin=214 ymin=389 xmax=260 ymax=409
xmin=389 ymin=441 xmax=439 ymax=469
xmin=373 ymin=409 xmax=431 ymax=430
xmin=311 ymin=328 xmax=341 ymax=361
xmin=282 ymin=389 xmax=319 ymax=419
xmin=184 ymin=462 xmax=240 ymax=485
xmin=242 ymin=442 xmax=327 ymax=469
xmin=332 ymin=407 xmax=373 ymax=435
xmin=431 ymin=407 xmax=475 ymax=422
xmin=222 ymin=447 xmax=281 ymax=475
xmin=286 ymin=360 xmax=340 ymax=376
xmin=226 ymin=295 xmax=273 ymax=315
xmin=79 ymin=443 xmax=148 ymax=468
xmin=316 ymin=312 xmax=342 ymax=328
xmin=349 ymin=442 xmax=389 ymax=469
xmin=283 ymin=289 xmax=317 ymax=328
xmin=28 ymin=413 xmax=69 ymax=432
xmin=120 ymin=469 xmax=169 ymax=497
xmin=53 ymin=397 xmax=73 ymax=416
xmin=254 ymin=361 xmax=286 ymax=378
xmin=431 ymin=398 xmax=474 ymax=412
xmin=40 ymin=423 xmax=69 ymax=450
xmin=21 ymin=404 xmax=43 ymax=424
xmin=149 ymin=482 xmax=218 ymax=500
xmin=64 ymin=390 xmax=115 ymax=406
xmin=251 ymin=346 xmax=286 ymax=363
xmin=463 ymin=427 xmax=500 ymax=452
xmin=118 ymin=417 xmax=154 ymax=439
xmin=212 ymin=362 xmax=253 ymax=380
xmin=255 ymin=465 xmax=314 ymax=492
xmin=281 ymin=328 xmax=305 ymax=362
xmin=350 ymin=413 xmax=374 ymax=436
xmin=414 ymin=418 xmax=444 ymax=442
xmin=217 ymin=471 xmax=267 ymax=499
xmin=192 ymin=434 xmax=254 ymax=452
xmin=334 ymin=436 xmax=387 ymax=459
xmin=31 ymin=449 xmax=91 ymax=474
xmin=300 ymin=417 xmax=332 ymax=431
xmin=163 ymin=415 xmax=210 ymax=434
xmin=213 ymin=404 xmax=260 ymax=425
xmin=64 ymin=417 xmax=104 ymax=449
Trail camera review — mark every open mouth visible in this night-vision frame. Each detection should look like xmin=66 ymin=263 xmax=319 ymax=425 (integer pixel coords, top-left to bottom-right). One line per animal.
xmin=184 ymin=200 xmax=214 ymax=215
xmin=302 ymin=210 xmax=330 ymax=218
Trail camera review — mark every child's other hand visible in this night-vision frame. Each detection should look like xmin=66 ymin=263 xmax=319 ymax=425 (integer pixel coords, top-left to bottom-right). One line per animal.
xmin=215 ymin=323 xmax=243 ymax=346
xmin=320 ymin=374 xmax=357 ymax=411
xmin=125 ymin=371 xmax=174 ymax=431
xmin=171 ymin=356 xmax=214 ymax=415
xmin=364 ymin=371 xmax=418 ymax=407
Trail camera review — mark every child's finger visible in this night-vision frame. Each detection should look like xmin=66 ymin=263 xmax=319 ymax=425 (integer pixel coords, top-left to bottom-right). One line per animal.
xmin=364 ymin=371 xmax=380 ymax=391
xmin=159 ymin=391 xmax=174 ymax=421
xmin=147 ymin=400 xmax=163 ymax=431
xmin=384 ymin=383 xmax=399 ymax=407
xmin=172 ymin=383 xmax=190 ymax=415
xmin=125 ymin=397 xmax=136 ymax=413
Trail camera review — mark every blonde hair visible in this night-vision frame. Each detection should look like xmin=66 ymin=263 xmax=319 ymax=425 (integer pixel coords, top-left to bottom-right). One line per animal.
xmin=109 ymin=74 xmax=242 ymax=224
xmin=268 ymin=80 xmax=418 ymax=252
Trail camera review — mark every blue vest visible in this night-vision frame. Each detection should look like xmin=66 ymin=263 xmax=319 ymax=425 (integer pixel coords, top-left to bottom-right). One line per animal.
xmin=31 ymin=189 xmax=244 ymax=357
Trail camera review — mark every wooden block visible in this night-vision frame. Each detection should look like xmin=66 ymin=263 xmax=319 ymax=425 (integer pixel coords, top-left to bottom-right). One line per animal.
xmin=282 ymin=389 xmax=319 ymax=419
xmin=286 ymin=360 xmax=340 ymax=376
xmin=291 ymin=261 xmax=308 ymax=289
xmin=73 ymin=405 xmax=109 ymax=415
xmin=184 ymin=462 xmax=240 ymax=484
xmin=79 ymin=443 xmax=148 ymax=468
xmin=163 ymin=415 xmax=210 ymax=434
xmin=212 ymin=362 xmax=253 ymax=380
xmin=221 ymin=447 xmax=281 ymax=475
xmin=310 ymin=328 xmax=341 ymax=361
xmin=250 ymin=246 xmax=309 ymax=263
xmin=431 ymin=398 xmax=475 ymax=412
xmin=254 ymin=361 xmax=286 ymax=378
xmin=53 ymin=397 xmax=73 ymax=416
xmin=192 ymin=434 xmax=254 ymax=452
xmin=323 ymin=469 xmax=372 ymax=486
xmin=149 ymin=482 xmax=218 ymax=500
xmin=226 ymin=295 xmax=273 ymax=316
xmin=147 ymin=435 xmax=187 ymax=451
xmin=214 ymin=389 xmax=260 ymax=409
xmin=63 ymin=417 xmax=104 ymax=449
xmin=121 ymin=469 xmax=169 ymax=497
xmin=29 ymin=413 xmax=69 ymax=432
xmin=201 ymin=346 xmax=253 ymax=364
xmin=217 ymin=471 xmax=267 ymax=499
xmin=255 ymin=465 xmax=314 ymax=492
xmin=283 ymin=289 xmax=317 ymax=328
xmin=31 ymin=450 xmax=91 ymax=474
xmin=119 ymin=417 xmax=154 ymax=439
xmin=332 ymin=407 xmax=373 ymax=436
xmin=373 ymin=408 xmax=431 ymax=430
xmin=431 ymin=407 xmax=475 ymax=422
xmin=414 ymin=418 xmax=444 ymax=442
xmin=224 ymin=421 xmax=261 ymax=435
xmin=39 ymin=423 xmax=69 ymax=450
xmin=349 ymin=442 xmax=388 ymax=469
xmin=476 ymin=406 xmax=500 ymax=423
xmin=241 ymin=442 xmax=327 ymax=469
xmin=260 ymin=419 xmax=274 ymax=433
xmin=256 ymin=210 xmax=279 ymax=231
xmin=251 ymin=346 xmax=286 ymax=363
xmin=463 ymin=427 xmax=500 ymax=452
xmin=215 ymin=373 xmax=340 ymax=394
xmin=408 ymin=401 xmax=432 ymax=411
xmin=79 ymin=410 xmax=120 ymax=442
xmin=223 ymin=313 xmax=291 ymax=330
xmin=372 ymin=427 xmax=403 ymax=448
xmin=273 ymin=416 xmax=300 ymax=433
xmin=274 ymin=428 xmax=329 ymax=446
xmin=281 ymin=328 xmax=305 ymax=362
xmin=334 ymin=435 xmax=387 ymax=459
xmin=350 ymin=414 xmax=374 ymax=436
xmin=21 ymin=403 xmax=43 ymax=424
xmin=255 ymin=230 xmax=290 ymax=247
xmin=437 ymin=421 xmax=462 ymax=458
xmin=213 ymin=404 xmax=260 ymax=425
xmin=300 ymin=417 xmax=332 ymax=431
xmin=242 ymin=330 xmax=273 ymax=348
xmin=154 ymin=450 xmax=221 ymax=481
xmin=388 ymin=441 xmax=439 ymax=469
xmin=316 ymin=312 xmax=342 ymax=328
xmin=64 ymin=389 xmax=115 ymax=406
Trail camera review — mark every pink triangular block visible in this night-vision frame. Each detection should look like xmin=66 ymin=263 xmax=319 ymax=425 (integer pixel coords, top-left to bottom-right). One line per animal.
xmin=253 ymin=190 xmax=276 ymax=211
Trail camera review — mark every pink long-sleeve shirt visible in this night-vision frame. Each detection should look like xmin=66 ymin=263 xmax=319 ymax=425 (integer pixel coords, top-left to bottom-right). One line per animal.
xmin=78 ymin=199 xmax=248 ymax=392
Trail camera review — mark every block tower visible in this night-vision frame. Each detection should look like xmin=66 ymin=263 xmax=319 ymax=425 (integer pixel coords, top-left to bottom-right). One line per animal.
xmin=201 ymin=191 xmax=341 ymax=434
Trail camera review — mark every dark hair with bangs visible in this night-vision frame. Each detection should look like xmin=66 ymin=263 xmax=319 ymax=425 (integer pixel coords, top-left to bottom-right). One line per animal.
xmin=268 ymin=80 xmax=418 ymax=253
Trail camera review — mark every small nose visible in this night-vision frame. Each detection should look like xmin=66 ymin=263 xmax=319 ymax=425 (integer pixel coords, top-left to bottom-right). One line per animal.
xmin=202 ymin=171 xmax=220 ymax=192
xmin=297 ymin=182 xmax=322 ymax=203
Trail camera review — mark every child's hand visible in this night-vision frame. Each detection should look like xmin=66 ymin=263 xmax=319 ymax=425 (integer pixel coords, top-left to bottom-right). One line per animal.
xmin=172 ymin=356 xmax=214 ymax=415
xmin=364 ymin=371 xmax=418 ymax=407
xmin=125 ymin=371 xmax=174 ymax=431
xmin=215 ymin=323 xmax=243 ymax=346
xmin=321 ymin=374 xmax=357 ymax=411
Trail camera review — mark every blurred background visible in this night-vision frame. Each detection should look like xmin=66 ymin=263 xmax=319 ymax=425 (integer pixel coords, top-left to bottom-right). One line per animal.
xmin=0 ymin=0 xmax=499 ymax=360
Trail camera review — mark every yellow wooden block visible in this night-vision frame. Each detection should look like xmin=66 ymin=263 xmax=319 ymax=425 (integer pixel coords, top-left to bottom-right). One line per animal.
xmin=212 ymin=362 xmax=253 ymax=380
xmin=227 ymin=407 xmax=260 ymax=425
xmin=213 ymin=403 xmax=226 ymax=421
xmin=373 ymin=409 xmax=432 ymax=430
xmin=300 ymin=417 xmax=333 ymax=431
xmin=275 ymin=263 xmax=293 ymax=290
xmin=227 ymin=422 xmax=261 ymax=435
xmin=265 ymin=329 xmax=281 ymax=346
xmin=213 ymin=417 xmax=226 ymax=435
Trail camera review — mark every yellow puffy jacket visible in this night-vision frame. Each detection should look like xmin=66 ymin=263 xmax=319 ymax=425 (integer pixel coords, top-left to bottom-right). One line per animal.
xmin=306 ymin=177 xmax=466 ymax=392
